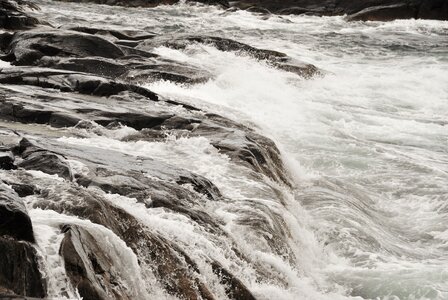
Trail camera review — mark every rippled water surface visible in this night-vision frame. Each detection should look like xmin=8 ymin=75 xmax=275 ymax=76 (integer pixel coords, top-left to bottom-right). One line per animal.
xmin=32 ymin=1 xmax=448 ymax=299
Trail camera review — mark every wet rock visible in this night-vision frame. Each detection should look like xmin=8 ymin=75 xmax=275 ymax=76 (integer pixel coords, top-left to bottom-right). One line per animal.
xmin=347 ymin=3 xmax=417 ymax=21
xmin=0 ymin=182 xmax=34 ymax=242
xmin=139 ymin=35 xmax=286 ymax=60
xmin=0 ymin=150 xmax=15 ymax=170
xmin=35 ymin=185 xmax=216 ymax=300
xmin=9 ymin=139 xmax=229 ymax=299
xmin=65 ymin=26 xmax=158 ymax=41
xmin=16 ymin=138 xmax=73 ymax=180
xmin=0 ymin=0 xmax=40 ymax=29
xmin=137 ymin=35 xmax=321 ymax=78
xmin=211 ymin=261 xmax=256 ymax=300
xmin=0 ymin=67 xmax=158 ymax=99
xmin=0 ymin=181 xmax=44 ymax=298
xmin=1 ymin=27 xmax=211 ymax=84
xmin=189 ymin=114 xmax=290 ymax=185
xmin=0 ymin=236 xmax=46 ymax=298
xmin=60 ymin=225 xmax=134 ymax=300
xmin=0 ymin=72 xmax=290 ymax=185
xmin=5 ymin=29 xmax=124 ymax=65
xmin=121 ymin=57 xmax=212 ymax=84
xmin=4 ymin=181 xmax=38 ymax=197
xmin=38 ymin=56 xmax=128 ymax=78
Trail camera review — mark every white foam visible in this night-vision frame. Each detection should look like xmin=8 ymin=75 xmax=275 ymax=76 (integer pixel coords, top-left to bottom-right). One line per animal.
xmin=30 ymin=1 xmax=448 ymax=298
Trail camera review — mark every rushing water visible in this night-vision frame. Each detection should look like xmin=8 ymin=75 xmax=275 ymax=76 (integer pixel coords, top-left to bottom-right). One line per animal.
xmin=29 ymin=1 xmax=448 ymax=299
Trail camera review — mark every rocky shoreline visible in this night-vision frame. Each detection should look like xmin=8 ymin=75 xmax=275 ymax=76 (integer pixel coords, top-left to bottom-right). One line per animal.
xmin=1 ymin=0 xmax=445 ymax=299
xmin=0 ymin=1 xmax=318 ymax=299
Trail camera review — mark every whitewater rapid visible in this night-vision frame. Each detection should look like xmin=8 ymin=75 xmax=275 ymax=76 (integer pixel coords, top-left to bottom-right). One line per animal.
xmin=30 ymin=1 xmax=448 ymax=299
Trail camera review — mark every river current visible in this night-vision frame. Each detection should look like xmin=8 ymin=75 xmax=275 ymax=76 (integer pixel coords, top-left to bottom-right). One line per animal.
xmin=30 ymin=1 xmax=448 ymax=299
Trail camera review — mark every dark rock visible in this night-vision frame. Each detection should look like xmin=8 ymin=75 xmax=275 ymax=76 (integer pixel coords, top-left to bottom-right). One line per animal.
xmin=60 ymin=225 xmax=135 ymax=300
xmin=347 ymin=3 xmax=417 ymax=21
xmin=190 ymin=113 xmax=290 ymax=185
xmin=64 ymin=26 xmax=158 ymax=41
xmin=121 ymin=57 xmax=212 ymax=84
xmin=5 ymin=181 xmax=38 ymax=197
xmin=38 ymin=56 xmax=128 ymax=78
xmin=211 ymin=261 xmax=256 ymax=300
xmin=95 ymin=111 xmax=173 ymax=130
xmin=0 ymin=32 xmax=13 ymax=54
xmin=16 ymin=138 xmax=74 ymax=181
xmin=245 ymin=6 xmax=272 ymax=14
xmin=0 ymin=0 xmax=40 ymax=30
xmin=6 ymin=29 xmax=124 ymax=65
xmin=137 ymin=35 xmax=321 ymax=78
xmin=0 ymin=150 xmax=15 ymax=170
xmin=35 ymin=185 xmax=217 ymax=300
xmin=0 ymin=236 xmax=46 ymax=298
xmin=0 ymin=67 xmax=159 ymax=99
xmin=138 ymin=35 xmax=288 ymax=60
xmin=176 ymin=173 xmax=222 ymax=201
xmin=0 ymin=182 xmax=34 ymax=242
xmin=0 ymin=67 xmax=290 ymax=185
xmin=2 ymin=27 xmax=211 ymax=84
xmin=417 ymin=0 xmax=448 ymax=20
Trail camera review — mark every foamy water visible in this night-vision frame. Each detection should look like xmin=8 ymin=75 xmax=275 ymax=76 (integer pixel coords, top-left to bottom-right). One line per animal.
xmin=30 ymin=1 xmax=448 ymax=299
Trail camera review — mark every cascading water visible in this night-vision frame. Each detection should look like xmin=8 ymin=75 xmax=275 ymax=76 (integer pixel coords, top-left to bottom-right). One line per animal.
xmin=2 ymin=0 xmax=447 ymax=299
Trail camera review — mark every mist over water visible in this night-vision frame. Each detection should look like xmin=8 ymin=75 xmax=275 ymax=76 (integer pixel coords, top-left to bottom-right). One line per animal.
xmin=32 ymin=1 xmax=448 ymax=299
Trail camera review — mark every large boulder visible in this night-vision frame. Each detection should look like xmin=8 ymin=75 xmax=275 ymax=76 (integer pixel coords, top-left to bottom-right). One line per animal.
xmin=5 ymin=29 xmax=124 ymax=65
xmin=0 ymin=149 xmax=15 ymax=170
xmin=60 ymin=225 xmax=139 ymax=300
xmin=2 ymin=29 xmax=213 ymax=84
xmin=0 ymin=182 xmax=46 ymax=298
xmin=0 ymin=0 xmax=39 ymax=29
xmin=0 ymin=236 xmax=46 ymax=298
xmin=35 ymin=185 xmax=217 ymax=300
xmin=0 ymin=182 xmax=34 ymax=242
